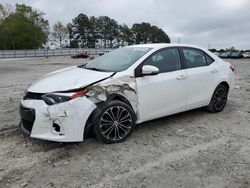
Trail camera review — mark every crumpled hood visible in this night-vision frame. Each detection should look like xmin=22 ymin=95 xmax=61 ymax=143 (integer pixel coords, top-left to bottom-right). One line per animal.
xmin=27 ymin=66 xmax=114 ymax=93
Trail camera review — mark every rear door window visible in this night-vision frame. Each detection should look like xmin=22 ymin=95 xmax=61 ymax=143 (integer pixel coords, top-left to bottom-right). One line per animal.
xmin=182 ymin=48 xmax=207 ymax=68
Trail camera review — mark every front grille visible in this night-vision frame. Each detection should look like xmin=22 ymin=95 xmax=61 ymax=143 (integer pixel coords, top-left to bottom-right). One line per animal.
xmin=23 ymin=92 xmax=44 ymax=100
xmin=19 ymin=104 xmax=35 ymax=134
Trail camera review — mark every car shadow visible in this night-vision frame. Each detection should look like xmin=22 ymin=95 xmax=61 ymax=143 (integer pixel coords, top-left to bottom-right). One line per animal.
xmin=135 ymin=107 xmax=208 ymax=131
xmin=18 ymin=102 xmax=235 ymax=152
xmin=23 ymin=108 xmax=207 ymax=149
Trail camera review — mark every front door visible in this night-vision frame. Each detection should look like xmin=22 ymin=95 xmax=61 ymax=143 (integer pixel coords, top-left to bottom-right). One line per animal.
xmin=136 ymin=48 xmax=187 ymax=122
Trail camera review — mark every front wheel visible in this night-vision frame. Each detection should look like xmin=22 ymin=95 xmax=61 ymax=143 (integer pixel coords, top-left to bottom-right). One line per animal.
xmin=207 ymin=84 xmax=229 ymax=113
xmin=93 ymin=100 xmax=136 ymax=144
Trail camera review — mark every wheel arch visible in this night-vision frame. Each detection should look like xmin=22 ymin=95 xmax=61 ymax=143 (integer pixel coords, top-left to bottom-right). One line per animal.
xmin=106 ymin=93 xmax=134 ymax=109
xmin=219 ymin=81 xmax=230 ymax=90
xmin=211 ymin=81 xmax=230 ymax=98
xmin=84 ymin=93 xmax=136 ymax=139
xmin=207 ymin=81 xmax=230 ymax=112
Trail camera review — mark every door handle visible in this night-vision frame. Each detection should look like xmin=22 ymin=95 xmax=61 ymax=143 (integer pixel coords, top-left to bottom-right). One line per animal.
xmin=176 ymin=74 xmax=187 ymax=80
xmin=211 ymin=69 xmax=218 ymax=73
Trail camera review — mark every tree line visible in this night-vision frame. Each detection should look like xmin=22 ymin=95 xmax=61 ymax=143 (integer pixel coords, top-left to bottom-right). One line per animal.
xmin=67 ymin=14 xmax=170 ymax=48
xmin=0 ymin=3 xmax=170 ymax=50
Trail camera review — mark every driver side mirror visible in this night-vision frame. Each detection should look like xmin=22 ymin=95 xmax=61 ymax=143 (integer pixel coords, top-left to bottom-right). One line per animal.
xmin=141 ymin=65 xmax=159 ymax=76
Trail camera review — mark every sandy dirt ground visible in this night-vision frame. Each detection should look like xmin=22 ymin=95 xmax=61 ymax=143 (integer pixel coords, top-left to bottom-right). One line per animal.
xmin=0 ymin=56 xmax=249 ymax=188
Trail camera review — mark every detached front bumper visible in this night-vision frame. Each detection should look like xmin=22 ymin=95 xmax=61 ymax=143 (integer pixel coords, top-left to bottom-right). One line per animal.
xmin=19 ymin=97 xmax=96 ymax=142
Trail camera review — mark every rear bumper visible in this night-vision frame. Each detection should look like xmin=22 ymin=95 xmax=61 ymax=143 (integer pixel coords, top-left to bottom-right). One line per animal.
xmin=228 ymin=72 xmax=235 ymax=96
xmin=19 ymin=97 xmax=96 ymax=142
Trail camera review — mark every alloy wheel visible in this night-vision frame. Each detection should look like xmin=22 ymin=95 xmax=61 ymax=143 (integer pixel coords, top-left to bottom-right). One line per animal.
xmin=99 ymin=106 xmax=133 ymax=141
xmin=213 ymin=85 xmax=228 ymax=111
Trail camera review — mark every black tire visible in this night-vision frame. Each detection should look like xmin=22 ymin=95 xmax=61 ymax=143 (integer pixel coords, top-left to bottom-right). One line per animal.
xmin=93 ymin=100 xmax=136 ymax=144
xmin=207 ymin=84 xmax=229 ymax=113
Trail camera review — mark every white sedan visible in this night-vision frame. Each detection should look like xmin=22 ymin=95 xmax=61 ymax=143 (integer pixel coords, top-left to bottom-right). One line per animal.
xmin=19 ymin=44 xmax=235 ymax=143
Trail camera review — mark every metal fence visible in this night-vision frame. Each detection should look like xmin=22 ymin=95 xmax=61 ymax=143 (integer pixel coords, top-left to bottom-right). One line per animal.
xmin=0 ymin=48 xmax=111 ymax=59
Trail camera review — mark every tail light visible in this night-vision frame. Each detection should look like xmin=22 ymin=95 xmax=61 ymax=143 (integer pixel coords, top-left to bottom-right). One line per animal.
xmin=230 ymin=65 xmax=235 ymax=72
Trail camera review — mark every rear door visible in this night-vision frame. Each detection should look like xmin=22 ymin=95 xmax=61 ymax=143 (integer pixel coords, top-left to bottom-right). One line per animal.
xmin=181 ymin=47 xmax=219 ymax=109
xmin=136 ymin=47 xmax=188 ymax=122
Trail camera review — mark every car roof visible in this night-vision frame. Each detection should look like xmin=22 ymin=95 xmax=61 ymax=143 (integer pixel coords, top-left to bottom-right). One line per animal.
xmin=127 ymin=43 xmax=202 ymax=49
xmin=126 ymin=43 xmax=220 ymax=61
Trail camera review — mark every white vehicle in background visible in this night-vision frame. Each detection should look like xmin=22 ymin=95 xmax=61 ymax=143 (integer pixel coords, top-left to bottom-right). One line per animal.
xmin=213 ymin=51 xmax=220 ymax=56
xmin=19 ymin=44 xmax=235 ymax=144
xmin=242 ymin=51 xmax=250 ymax=58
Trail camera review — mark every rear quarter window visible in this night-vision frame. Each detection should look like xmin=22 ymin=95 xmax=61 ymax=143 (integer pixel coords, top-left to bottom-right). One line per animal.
xmin=205 ymin=54 xmax=214 ymax=65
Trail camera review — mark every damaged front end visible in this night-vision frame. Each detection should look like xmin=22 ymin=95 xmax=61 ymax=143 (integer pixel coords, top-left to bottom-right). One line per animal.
xmin=20 ymin=95 xmax=96 ymax=142
xmin=86 ymin=75 xmax=137 ymax=112
xmin=20 ymin=73 xmax=138 ymax=142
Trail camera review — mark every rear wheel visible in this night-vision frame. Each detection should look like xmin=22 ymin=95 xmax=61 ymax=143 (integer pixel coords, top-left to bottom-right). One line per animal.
xmin=93 ymin=100 xmax=136 ymax=144
xmin=207 ymin=84 xmax=229 ymax=112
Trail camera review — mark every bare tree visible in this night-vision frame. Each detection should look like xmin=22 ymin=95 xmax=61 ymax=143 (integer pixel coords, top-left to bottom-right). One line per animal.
xmin=52 ymin=21 xmax=68 ymax=47
xmin=0 ymin=3 xmax=13 ymax=20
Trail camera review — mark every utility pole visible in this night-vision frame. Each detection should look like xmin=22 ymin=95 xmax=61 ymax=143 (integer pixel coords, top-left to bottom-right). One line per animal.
xmin=178 ymin=37 xmax=181 ymax=44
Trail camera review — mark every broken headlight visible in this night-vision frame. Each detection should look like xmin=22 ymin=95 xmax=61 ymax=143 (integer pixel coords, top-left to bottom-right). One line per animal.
xmin=42 ymin=94 xmax=71 ymax=105
xmin=42 ymin=88 xmax=90 ymax=105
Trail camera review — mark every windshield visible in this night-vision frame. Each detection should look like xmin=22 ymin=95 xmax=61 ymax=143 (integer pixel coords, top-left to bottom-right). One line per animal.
xmin=82 ymin=47 xmax=152 ymax=72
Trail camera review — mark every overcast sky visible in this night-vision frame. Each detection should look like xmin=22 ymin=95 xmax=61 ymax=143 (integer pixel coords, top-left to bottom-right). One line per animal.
xmin=1 ymin=0 xmax=250 ymax=49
